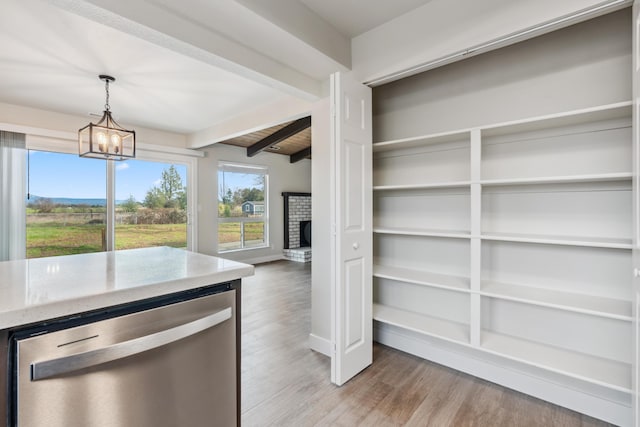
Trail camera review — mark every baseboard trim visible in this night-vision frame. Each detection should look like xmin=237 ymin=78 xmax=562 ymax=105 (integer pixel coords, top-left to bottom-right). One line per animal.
xmin=374 ymin=323 xmax=631 ymax=427
xmin=309 ymin=333 xmax=331 ymax=357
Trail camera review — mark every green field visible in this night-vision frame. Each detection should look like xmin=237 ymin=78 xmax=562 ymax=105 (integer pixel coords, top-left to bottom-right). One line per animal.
xmin=114 ymin=224 xmax=187 ymax=250
xmin=218 ymin=222 xmax=264 ymax=241
xmin=27 ymin=223 xmax=187 ymax=258
xmin=26 ymin=220 xmax=265 ymax=258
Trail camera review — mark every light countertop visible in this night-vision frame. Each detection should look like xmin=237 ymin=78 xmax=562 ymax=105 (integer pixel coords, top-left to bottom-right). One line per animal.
xmin=0 ymin=247 xmax=254 ymax=329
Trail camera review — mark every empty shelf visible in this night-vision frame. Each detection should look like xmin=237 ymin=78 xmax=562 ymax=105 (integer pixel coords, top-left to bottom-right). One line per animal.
xmin=480 ymin=232 xmax=632 ymax=249
xmin=373 ymin=303 xmax=469 ymax=344
xmin=481 ymin=280 xmax=631 ymax=320
xmin=374 ymin=264 xmax=469 ymax=292
xmin=375 ymin=227 xmax=471 ymax=239
xmin=480 ymin=172 xmax=632 ymax=187
xmin=481 ymin=331 xmax=631 ymax=392
xmin=374 ymin=181 xmax=471 ymax=191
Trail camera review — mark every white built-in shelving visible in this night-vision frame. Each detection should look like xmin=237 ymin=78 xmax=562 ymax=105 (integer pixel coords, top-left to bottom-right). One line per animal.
xmin=372 ymin=129 xmax=471 ymax=153
xmin=481 ymin=330 xmax=631 ymax=392
xmin=373 ymin=130 xmax=470 ymax=189
xmin=373 ymin=264 xmax=470 ymax=292
xmin=373 ymin=181 xmax=471 ymax=191
xmin=479 ymin=232 xmax=632 ymax=249
xmin=373 ymin=303 xmax=470 ymax=344
xmin=371 ymin=101 xmax=633 ymax=399
xmin=373 ymin=227 xmax=471 ymax=239
xmin=479 ymin=172 xmax=632 ymax=187
xmin=480 ymin=279 xmax=631 ymax=320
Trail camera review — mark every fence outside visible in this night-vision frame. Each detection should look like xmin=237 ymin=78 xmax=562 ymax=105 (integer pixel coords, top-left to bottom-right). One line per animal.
xmin=27 ymin=208 xmax=187 ymax=226
xmin=26 ymin=209 xmax=188 ymax=258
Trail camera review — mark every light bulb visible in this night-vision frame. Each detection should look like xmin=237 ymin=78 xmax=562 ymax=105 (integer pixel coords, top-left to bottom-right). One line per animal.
xmin=96 ymin=131 xmax=108 ymax=152
xmin=111 ymin=133 xmax=122 ymax=154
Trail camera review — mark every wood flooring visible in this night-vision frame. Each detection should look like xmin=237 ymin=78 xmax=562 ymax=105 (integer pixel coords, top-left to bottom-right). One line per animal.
xmin=240 ymin=260 xmax=613 ymax=427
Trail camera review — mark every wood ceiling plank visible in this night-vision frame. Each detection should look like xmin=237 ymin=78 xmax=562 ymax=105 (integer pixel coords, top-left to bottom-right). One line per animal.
xmin=217 ymin=118 xmax=311 ymax=157
xmin=247 ymin=116 xmax=311 ymax=157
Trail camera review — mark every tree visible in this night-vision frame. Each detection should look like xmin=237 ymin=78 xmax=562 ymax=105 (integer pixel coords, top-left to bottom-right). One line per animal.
xmin=231 ymin=187 xmax=264 ymax=206
xmin=218 ymin=186 xmax=233 ymax=217
xmin=143 ymin=187 xmax=166 ymax=209
xmin=177 ymin=188 xmax=187 ymax=211
xmin=160 ymin=165 xmax=183 ymax=202
xmin=120 ymin=195 xmax=139 ymax=213
xmin=224 ymin=188 xmax=233 ymax=205
xmin=143 ymin=165 xmax=185 ymax=209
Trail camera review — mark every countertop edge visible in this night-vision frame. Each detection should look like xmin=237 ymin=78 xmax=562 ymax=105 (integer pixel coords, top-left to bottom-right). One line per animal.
xmin=0 ymin=262 xmax=254 ymax=330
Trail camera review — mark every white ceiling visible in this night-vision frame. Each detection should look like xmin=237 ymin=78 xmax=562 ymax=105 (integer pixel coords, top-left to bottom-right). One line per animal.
xmin=299 ymin=0 xmax=434 ymax=38
xmin=0 ymin=0 xmax=436 ymax=137
xmin=0 ymin=1 xmax=290 ymax=134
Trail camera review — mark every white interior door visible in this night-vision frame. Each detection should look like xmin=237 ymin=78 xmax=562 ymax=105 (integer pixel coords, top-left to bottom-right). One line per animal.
xmin=633 ymin=1 xmax=640 ymax=425
xmin=330 ymin=72 xmax=373 ymax=386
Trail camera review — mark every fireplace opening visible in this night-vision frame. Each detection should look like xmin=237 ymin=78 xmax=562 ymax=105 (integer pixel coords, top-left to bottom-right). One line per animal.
xmin=300 ymin=221 xmax=311 ymax=247
xmin=282 ymin=192 xmax=311 ymax=250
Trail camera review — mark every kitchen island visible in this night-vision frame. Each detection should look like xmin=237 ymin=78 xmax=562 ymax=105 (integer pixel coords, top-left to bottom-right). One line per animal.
xmin=0 ymin=246 xmax=254 ymax=426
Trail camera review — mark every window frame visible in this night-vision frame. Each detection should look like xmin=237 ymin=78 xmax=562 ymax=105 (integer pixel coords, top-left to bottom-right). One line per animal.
xmin=217 ymin=161 xmax=269 ymax=253
xmin=24 ymin=132 xmax=200 ymax=253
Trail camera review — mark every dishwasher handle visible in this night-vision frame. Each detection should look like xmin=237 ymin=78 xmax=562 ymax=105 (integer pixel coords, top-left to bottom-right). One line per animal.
xmin=30 ymin=306 xmax=232 ymax=381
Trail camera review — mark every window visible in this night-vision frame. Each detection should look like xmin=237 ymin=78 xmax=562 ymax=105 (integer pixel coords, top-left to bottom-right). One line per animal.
xmin=218 ymin=162 xmax=268 ymax=252
xmin=24 ymin=143 xmax=197 ymax=259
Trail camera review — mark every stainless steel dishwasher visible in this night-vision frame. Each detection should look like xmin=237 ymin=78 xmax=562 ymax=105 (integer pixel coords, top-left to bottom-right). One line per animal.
xmin=8 ymin=284 xmax=238 ymax=427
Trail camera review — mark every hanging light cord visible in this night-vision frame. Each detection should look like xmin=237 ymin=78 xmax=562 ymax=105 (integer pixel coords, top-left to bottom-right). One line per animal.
xmin=104 ymin=79 xmax=111 ymax=111
xmin=27 ymin=149 xmax=30 ymax=200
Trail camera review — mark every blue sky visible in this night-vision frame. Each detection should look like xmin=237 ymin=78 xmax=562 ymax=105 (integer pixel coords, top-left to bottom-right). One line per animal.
xmin=28 ymin=151 xmax=187 ymax=202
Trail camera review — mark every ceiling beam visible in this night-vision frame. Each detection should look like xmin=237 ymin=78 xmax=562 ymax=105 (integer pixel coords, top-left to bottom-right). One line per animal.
xmin=247 ymin=116 xmax=311 ymax=157
xmin=290 ymin=146 xmax=311 ymax=163
xmin=187 ymin=98 xmax=311 ymax=148
xmin=236 ymin=0 xmax=351 ymax=68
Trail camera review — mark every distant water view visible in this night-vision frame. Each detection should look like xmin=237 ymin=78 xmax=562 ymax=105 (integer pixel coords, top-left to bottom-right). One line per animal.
xmin=27 ymin=195 xmax=127 ymax=206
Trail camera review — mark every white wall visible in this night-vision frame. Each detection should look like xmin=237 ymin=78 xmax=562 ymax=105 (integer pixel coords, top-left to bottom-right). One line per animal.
xmin=310 ymin=97 xmax=332 ymax=355
xmin=372 ymin=9 xmax=631 ymax=141
xmin=197 ymin=142 xmax=311 ymax=264
xmin=353 ymin=0 xmax=629 ymax=85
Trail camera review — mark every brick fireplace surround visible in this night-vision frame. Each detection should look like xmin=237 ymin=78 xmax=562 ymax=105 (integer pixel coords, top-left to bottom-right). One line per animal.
xmin=282 ymin=192 xmax=311 ymax=262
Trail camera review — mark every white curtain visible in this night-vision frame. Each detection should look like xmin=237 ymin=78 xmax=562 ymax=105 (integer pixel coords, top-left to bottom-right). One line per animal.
xmin=0 ymin=131 xmax=26 ymax=261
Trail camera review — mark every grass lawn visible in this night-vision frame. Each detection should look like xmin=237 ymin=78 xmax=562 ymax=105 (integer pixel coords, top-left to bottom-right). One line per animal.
xmin=27 ymin=223 xmax=187 ymax=258
xmin=115 ymin=224 xmax=187 ymax=250
xmin=27 ymin=221 xmax=264 ymax=258
xmin=218 ymin=222 xmax=264 ymax=244
xmin=27 ymin=224 xmax=104 ymax=258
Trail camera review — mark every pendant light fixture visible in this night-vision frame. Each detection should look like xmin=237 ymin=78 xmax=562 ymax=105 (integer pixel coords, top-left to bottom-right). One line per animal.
xmin=78 ymin=74 xmax=135 ymax=160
